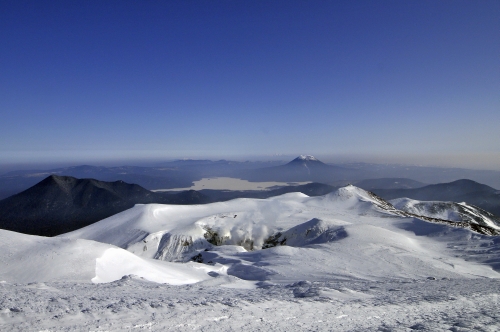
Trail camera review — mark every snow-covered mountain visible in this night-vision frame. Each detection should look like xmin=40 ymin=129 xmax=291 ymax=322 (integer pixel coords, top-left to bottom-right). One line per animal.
xmin=60 ymin=185 xmax=500 ymax=282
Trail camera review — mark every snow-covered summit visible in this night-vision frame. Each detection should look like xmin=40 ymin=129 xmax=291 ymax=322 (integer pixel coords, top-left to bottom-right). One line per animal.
xmin=322 ymin=184 xmax=399 ymax=214
xmin=295 ymin=155 xmax=318 ymax=161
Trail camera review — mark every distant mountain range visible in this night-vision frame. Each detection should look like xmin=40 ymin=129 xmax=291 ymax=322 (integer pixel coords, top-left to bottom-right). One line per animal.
xmin=2 ymin=156 xmax=500 ymax=200
xmin=0 ymin=175 xmax=208 ymax=236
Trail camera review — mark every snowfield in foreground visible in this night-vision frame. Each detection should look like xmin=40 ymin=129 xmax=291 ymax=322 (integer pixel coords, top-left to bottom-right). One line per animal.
xmin=1 ymin=185 xmax=500 ymax=331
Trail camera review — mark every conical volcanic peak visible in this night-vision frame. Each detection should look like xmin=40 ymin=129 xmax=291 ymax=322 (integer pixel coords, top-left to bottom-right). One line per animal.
xmin=285 ymin=156 xmax=328 ymax=169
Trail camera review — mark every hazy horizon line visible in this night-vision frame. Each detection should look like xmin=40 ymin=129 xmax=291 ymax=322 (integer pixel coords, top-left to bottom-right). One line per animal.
xmin=1 ymin=151 xmax=500 ymax=173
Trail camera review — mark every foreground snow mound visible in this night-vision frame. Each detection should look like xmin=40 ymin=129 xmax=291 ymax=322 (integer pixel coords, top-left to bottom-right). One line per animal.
xmin=391 ymin=198 xmax=500 ymax=231
xmin=0 ymin=229 xmax=220 ymax=285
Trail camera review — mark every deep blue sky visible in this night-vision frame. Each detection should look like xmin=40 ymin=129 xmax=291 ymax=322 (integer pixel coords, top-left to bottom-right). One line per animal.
xmin=1 ymin=1 xmax=499 ymax=169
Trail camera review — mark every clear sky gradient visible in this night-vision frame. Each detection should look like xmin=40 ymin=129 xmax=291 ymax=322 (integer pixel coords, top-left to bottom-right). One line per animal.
xmin=1 ymin=1 xmax=499 ymax=169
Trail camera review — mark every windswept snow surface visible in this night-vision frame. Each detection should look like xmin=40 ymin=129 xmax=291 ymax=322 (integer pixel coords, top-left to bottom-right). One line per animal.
xmin=3 ymin=185 xmax=500 ymax=331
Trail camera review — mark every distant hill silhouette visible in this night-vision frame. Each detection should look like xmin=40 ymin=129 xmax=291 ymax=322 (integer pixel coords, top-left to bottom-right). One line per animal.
xmin=372 ymin=179 xmax=500 ymax=215
xmin=0 ymin=175 xmax=208 ymax=236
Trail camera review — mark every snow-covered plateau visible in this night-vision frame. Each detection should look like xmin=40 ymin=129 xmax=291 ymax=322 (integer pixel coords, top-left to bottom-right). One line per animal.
xmin=1 ymin=185 xmax=500 ymax=331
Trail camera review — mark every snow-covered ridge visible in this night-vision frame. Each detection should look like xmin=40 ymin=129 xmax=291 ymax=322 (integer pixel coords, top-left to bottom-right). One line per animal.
xmin=391 ymin=198 xmax=500 ymax=231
